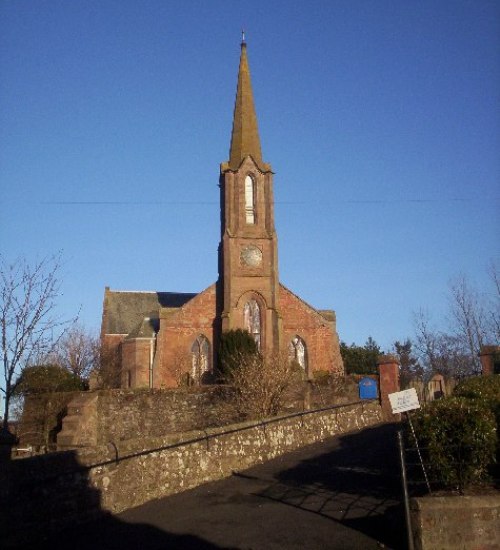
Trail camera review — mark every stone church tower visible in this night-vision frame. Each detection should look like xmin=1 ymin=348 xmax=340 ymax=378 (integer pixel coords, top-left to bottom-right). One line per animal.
xmin=218 ymin=38 xmax=281 ymax=355
xmin=101 ymin=40 xmax=344 ymax=388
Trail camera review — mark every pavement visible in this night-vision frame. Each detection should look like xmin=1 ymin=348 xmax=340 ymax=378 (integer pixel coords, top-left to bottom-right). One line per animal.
xmin=20 ymin=423 xmax=407 ymax=550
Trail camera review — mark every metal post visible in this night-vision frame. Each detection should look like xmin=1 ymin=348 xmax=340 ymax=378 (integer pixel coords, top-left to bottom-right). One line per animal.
xmin=397 ymin=430 xmax=414 ymax=550
xmin=406 ymin=412 xmax=431 ymax=494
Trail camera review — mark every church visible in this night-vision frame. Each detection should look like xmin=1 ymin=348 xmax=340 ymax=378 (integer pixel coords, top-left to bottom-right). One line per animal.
xmin=101 ymin=39 xmax=344 ymax=388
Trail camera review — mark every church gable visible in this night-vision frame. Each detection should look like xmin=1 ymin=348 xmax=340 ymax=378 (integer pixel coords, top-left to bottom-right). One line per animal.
xmin=279 ymin=284 xmax=336 ymax=330
xmin=159 ymin=283 xmax=217 ymax=329
xmin=279 ymin=284 xmax=343 ymax=376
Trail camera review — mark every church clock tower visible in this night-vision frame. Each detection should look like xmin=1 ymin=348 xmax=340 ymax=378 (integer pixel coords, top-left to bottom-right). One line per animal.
xmin=218 ymin=37 xmax=281 ymax=354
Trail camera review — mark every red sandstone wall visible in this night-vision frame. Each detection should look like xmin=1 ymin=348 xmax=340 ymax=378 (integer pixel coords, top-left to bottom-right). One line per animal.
xmin=122 ymin=339 xmax=153 ymax=388
xmin=155 ymin=284 xmax=217 ymax=388
xmin=102 ymin=334 xmax=125 ymax=356
xmin=101 ymin=334 xmax=125 ymax=386
xmin=279 ymin=285 xmax=344 ymax=376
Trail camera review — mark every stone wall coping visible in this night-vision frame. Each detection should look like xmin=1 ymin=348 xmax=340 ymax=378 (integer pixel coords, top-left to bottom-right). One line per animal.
xmin=377 ymin=354 xmax=399 ymax=365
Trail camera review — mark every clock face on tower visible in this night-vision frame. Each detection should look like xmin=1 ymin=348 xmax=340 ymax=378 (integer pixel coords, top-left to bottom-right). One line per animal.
xmin=240 ymin=245 xmax=262 ymax=267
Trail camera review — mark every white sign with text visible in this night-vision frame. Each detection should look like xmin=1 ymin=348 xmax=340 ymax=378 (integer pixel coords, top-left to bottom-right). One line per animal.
xmin=388 ymin=388 xmax=420 ymax=414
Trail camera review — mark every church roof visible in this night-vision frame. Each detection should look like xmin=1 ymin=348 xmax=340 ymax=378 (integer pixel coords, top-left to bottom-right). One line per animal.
xmin=224 ymin=39 xmax=271 ymax=173
xmin=102 ymin=289 xmax=197 ymax=335
xmin=126 ymin=317 xmax=160 ymax=339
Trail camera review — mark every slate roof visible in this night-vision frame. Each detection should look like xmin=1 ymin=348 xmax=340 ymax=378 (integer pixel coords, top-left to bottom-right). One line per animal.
xmin=126 ymin=317 xmax=160 ymax=339
xmin=103 ymin=290 xmax=197 ymax=335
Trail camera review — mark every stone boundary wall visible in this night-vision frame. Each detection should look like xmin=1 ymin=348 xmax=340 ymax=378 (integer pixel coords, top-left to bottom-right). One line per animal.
xmin=411 ymin=495 xmax=500 ymax=549
xmin=3 ymin=401 xmax=382 ymax=546
xmin=57 ymin=387 xmax=238 ymax=449
xmin=57 ymin=384 xmax=367 ymax=450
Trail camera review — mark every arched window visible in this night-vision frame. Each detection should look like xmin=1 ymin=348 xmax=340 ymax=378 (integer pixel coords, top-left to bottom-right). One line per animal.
xmin=289 ymin=336 xmax=307 ymax=371
xmin=245 ymin=175 xmax=256 ymax=224
xmin=191 ymin=335 xmax=211 ymax=384
xmin=244 ymin=299 xmax=261 ymax=349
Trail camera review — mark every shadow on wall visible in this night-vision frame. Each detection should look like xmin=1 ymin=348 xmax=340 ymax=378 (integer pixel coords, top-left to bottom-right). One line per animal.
xmin=251 ymin=423 xmax=406 ymax=550
xmin=2 ymin=449 xmax=222 ymax=550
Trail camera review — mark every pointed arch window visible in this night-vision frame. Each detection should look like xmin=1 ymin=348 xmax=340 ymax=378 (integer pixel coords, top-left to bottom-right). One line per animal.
xmin=289 ymin=336 xmax=307 ymax=372
xmin=245 ymin=175 xmax=256 ymax=224
xmin=191 ymin=335 xmax=211 ymax=384
xmin=244 ymin=299 xmax=261 ymax=349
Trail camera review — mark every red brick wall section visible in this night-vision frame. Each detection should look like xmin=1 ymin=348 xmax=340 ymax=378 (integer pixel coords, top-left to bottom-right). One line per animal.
xmin=155 ymin=284 xmax=217 ymax=388
xmin=378 ymin=355 xmax=400 ymax=419
xmin=279 ymin=285 xmax=344 ymax=376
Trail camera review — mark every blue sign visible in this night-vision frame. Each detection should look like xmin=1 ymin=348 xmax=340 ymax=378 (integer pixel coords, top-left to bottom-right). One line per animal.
xmin=359 ymin=377 xmax=378 ymax=399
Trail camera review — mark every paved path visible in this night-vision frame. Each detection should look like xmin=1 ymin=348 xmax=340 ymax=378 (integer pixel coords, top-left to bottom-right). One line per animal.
xmin=24 ymin=423 xmax=406 ymax=550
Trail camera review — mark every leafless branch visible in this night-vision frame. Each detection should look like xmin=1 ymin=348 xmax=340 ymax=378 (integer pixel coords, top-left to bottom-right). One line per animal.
xmin=1 ymin=254 xmax=73 ymax=429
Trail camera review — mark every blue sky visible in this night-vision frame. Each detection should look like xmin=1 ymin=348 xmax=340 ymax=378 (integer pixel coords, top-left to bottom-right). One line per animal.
xmin=1 ymin=0 xmax=499 ymax=351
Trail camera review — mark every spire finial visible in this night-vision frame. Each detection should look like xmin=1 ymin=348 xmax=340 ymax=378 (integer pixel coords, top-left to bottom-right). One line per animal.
xmin=241 ymin=29 xmax=246 ymax=45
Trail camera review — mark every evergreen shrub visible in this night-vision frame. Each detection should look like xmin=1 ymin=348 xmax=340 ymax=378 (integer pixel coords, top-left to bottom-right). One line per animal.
xmin=409 ymin=397 xmax=497 ymax=493
xmin=453 ymin=374 xmax=500 ymax=460
xmin=218 ymin=329 xmax=258 ymax=376
xmin=454 ymin=374 xmax=500 ymax=400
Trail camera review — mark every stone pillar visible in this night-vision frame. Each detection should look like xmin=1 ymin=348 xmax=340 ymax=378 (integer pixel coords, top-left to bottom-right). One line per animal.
xmin=479 ymin=345 xmax=500 ymax=376
xmin=378 ymin=354 xmax=400 ymax=419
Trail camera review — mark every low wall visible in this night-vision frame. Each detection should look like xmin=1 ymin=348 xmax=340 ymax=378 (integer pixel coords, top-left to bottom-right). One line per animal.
xmin=21 ymin=379 xmax=367 ymax=450
xmin=3 ymin=400 xmax=382 ymax=546
xmin=411 ymin=495 xmax=500 ymax=550
xmin=17 ymin=391 xmax=82 ymax=449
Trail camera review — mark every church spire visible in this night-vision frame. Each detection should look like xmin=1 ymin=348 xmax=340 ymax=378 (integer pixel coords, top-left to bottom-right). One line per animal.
xmin=226 ymin=37 xmax=269 ymax=172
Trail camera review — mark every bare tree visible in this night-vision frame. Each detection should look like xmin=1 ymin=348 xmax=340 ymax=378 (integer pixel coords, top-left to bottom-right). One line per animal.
xmin=448 ymin=275 xmax=488 ymax=373
xmin=223 ymin=351 xmax=301 ymax=420
xmin=413 ymin=265 xmax=500 ymax=380
xmin=413 ymin=309 xmax=440 ymax=375
xmin=487 ymin=262 xmax=500 ymax=342
xmin=414 ymin=306 xmax=485 ymax=379
xmin=50 ymin=323 xmax=98 ymax=382
xmin=1 ymin=254 xmax=70 ymax=430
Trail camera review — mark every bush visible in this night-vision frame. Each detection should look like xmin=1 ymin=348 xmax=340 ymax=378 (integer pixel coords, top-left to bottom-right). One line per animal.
xmin=312 ymin=369 xmax=333 ymax=384
xmin=223 ymin=352 xmax=301 ymax=420
xmin=454 ymin=374 xmax=500 ymax=461
xmin=218 ymin=329 xmax=258 ymax=376
xmin=409 ymin=397 xmax=497 ymax=493
xmin=453 ymin=375 xmax=500 ymax=402
xmin=15 ymin=364 xmax=85 ymax=395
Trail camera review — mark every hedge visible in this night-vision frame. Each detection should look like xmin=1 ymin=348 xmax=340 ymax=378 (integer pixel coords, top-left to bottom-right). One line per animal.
xmin=409 ymin=396 xmax=497 ymax=493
